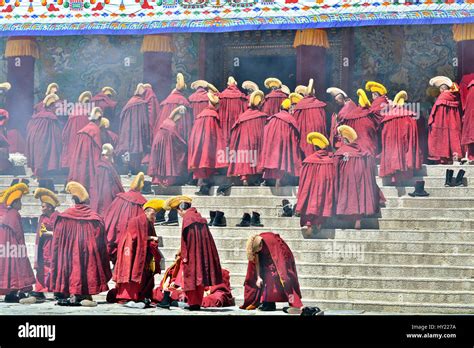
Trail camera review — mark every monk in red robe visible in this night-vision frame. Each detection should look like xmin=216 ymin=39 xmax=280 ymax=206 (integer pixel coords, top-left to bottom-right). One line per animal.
xmin=90 ymin=144 xmax=124 ymax=215
xmin=60 ymin=91 xmax=92 ymax=170
xmin=241 ymin=233 xmax=303 ymax=311
xmin=262 ymin=78 xmax=288 ymax=116
xmin=100 ymin=117 xmax=119 ymax=148
xmin=68 ymin=107 xmax=103 ymax=194
xmin=0 ymin=183 xmax=36 ymax=302
xmin=259 ymin=96 xmax=303 ymax=187
xmin=188 ymin=92 xmax=226 ymax=195
xmin=227 ymin=90 xmax=267 ymax=186
xmin=461 ymin=80 xmax=474 ymax=160
xmin=241 ymin=80 xmax=259 ymax=102
xmin=379 ymin=91 xmax=422 ymax=183
xmin=91 ymin=87 xmax=118 ymax=132
xmin=0 ymin=108 xmax=11 ymax=174
xmin=219 ymin=77 xmax=247 ymax=148
xmin=459 ymin=73 xmax=474 ymax=109
xmin=189 ymin=80 xmax=214 ymax=118
xmin=326 ymin=87 xmax=350 ymax=149
xmin=148 ymin=106 xmax=188 ymax=186
xmin=427 ymin=76 xmax=462 ymax=164
xmin=50 ymin=181 xmax=111 ymax=306
xmin=108 ymin=199 xmax=163 ymax=305
xmin=26 ymin=93 xmax=62 ymax=178
xmin=366 ymin=81 xmax=390 ymax=125
xmin=142 ymin=84 xmax=161 ymax=131
xmin=104 ymin=172 xmax=147 ymax=264
xmin=295 ymin=132 xmax=335 ymax=237
xmin=334 ymin=126 xmax=381 ymax=229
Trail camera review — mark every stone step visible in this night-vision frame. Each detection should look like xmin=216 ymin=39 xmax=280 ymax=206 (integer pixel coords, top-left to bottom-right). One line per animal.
xmin=407 ymin=164 xmax=474 ymax=177
xmin=385 ymin=197 xmax=474 ymax=209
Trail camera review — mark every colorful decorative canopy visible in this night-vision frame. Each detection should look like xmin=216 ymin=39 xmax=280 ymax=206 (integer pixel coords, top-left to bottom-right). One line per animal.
xmin=0 ymin=0 xmax=472 ymax=35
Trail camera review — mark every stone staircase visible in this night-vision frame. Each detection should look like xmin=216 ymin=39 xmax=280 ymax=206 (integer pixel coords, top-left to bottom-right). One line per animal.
xmin=3 ymin=164 xmax=474 ymax=314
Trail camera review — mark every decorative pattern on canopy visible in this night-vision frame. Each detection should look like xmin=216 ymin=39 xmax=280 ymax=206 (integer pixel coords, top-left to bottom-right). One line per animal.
xmin=0 ymin=0 xmax=472 ymax=35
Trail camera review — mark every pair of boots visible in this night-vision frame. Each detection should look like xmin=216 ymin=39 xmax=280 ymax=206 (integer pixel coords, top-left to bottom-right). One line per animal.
xmin=209 ymin=211 xmax=227 ymax=227
xmin=281 ymin=199 xmax=296 ymax=217
xmin=195 ymin=184 xmax=232 ymax=196
xmin=236 ymin=212 xmax=263 ymax=227
xmin=155 ymin=209 xmax=178 ymax=226
xmin=445 ymin=169 xmax=466 ymax=187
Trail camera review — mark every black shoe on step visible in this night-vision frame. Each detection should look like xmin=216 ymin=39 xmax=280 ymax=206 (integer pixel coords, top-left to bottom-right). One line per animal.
xmin=452 ymin=169 xmax=466 ymax=187
xmin=142 ymin=181 xmax=154 ymax=195
xmin=185 ymin=304 xmax=201 ymax=311
xmin=445 ymin=169 xmax=454 ymax=187
xmin=195 ymin=185 xmax=211 ymax=196
xmin=157 ymin=291 xmax=171 ymax=309
xmin=258 ymin=302 xmax=276 ymax=311
xmin=236 ymin=213 xmax=251 ymax=227
xmin=408 ymin=180 xmax=430 ymax=197
xmin=281 ymin=199 xmax=293 ymax=217
xmin=155 ymin=209 xmax=166 ymax=225
xmin=4 ymin=292 xmax=20 ymax=303
xmin=162 ymin=209 xmax=179 ymax=226
xmin=208 ymin=211 xmax=217 ymax=226
xmin=212 ymin=211 xmax=227 ymax=227
xmin=216 ymin=184 xmax=232 ymax=196
xmin=30 ymin=291 xmax=46 ymax=300
xmin=250 ymin=211 xmax=264 ymax=227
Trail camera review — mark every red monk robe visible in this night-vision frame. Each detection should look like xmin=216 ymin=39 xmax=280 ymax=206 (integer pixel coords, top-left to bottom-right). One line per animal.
xmin=0 ymin=205 xmax=36 ymax=295
xmin=26 ymin=106 xmax=62 ymax=177
xmin=295 ymin=149 xmax=335 ymax=228
xmin=68 ymin=122 xmax=102 ymax=193
xmin=112 ymin=213 xmax=161 ymax=302
xmin=148 ymin=118 xmax=187 ymax=186
xmin=60 ymin=108 xmax=89 ymax=169
xmin=227 ymin=108 xmax=268 ymax=181
xmin=241 ymin=232 xmax=303 ymax=310
xmin=260 ymin=110 xmax=303 ymax=180
xmin=329 ymin=101 xmax=353 ymax=150
xmin=293 ymin=96 xmax=327 ymax=158
xmin=379 ymin=106 xmax=422 ymax=182
xmin=104 ymin=190 xmax=147 ymax=263
xmin=202 ymin=268 xmax=235 ymax=307
xmin=218 ymin=84 xmax=247 ymax=147
xmin=262 ymin=89 xmax=288 ymax=116
xmin=0 ymin=110 xmax=11 ymax=173
xmin=143 ymin=86 xmax=161 ymax=131
xmin=369 ymin=95 xmax=390 ymax=125
xmin=189 ymin=87 xmax=209 ymax=119
xmin=91 ymin=92 xmax=118 ymax=132
xmin=50 ymin=204 xmax=111 ymax=295
xmin=34 ymin=211 xmax=59 ymax=292
xmin=180 ymin=207 xmax=223 ymax=306
xmin=101 ymin=127 xmax=119 ymax=149
xmin=154 ymin=89 xmax=192 ymax=140
xmin=188 ymin=106 xmax=226 ymax=179
xmin=461 ymin=81 xmax=474 ymax=160
xmin=428 ymin=90 xmax=462 ymax=163
xmin=459 ymin=73 xmax=474 ymax=109
xmin=90 ymin=156 xmax=124 ymax=215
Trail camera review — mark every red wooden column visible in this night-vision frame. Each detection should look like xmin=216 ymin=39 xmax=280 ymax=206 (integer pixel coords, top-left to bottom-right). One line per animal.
xmin=141 ymin=35 xmax=174 ymax=101
xmin=4 ymin=37 xmax=38 ymax=153
xmin=294 ymin=29 xmax=330 ymax=100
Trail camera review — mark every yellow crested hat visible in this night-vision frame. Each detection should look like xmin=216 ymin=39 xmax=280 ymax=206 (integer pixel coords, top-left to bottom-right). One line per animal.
xmin=307 ymin=78 xmax=314 ymax=95
xmin=0 ymin=82 xmax=11 ymax=91
xmin=289 ymin=92 xmax=303 ymax=104
xmin=337 ymin=125 xmax=358 ymax=143
xmin=99 ymin=117 xmax=110 ymax=129
xmin=78 ymin=91 xmax=92 ymax=103
xmin=170 ymin=105 xmax=186 ymax=120
xmin=143 ymin=83 xmax=152 ymax=89
xmin=295 ymin=85 xmax=307 ymax=95
xmin=164 ymin=195 xmax=192 ymax=210
xmin=0 ymin=183 xmax=29 ymax=207
xmin=34 ymin=187 xmax=60 ymax=208
xmin=207 ymin=83 xmax=218 ymax=93
xmin=208 ymin=91 xmax=219 ymax=106
xmin=143 ymin=198 xmax=165 ymax=212
xmin=307 ymin=132 xmax=329 ymax=149
xmin=357 ymin=89 xmax=372 ymax=108
xmin=43 ymin=93 xmax=59 ymax=107
xmin=326 ymin=87 xmax=347 ymax=99
xmin=102 ymin=143 xmax=114 ymax=156
xmin=281 ymin=98 xmax=291 ymax=110
xmin=264 ymin=78 xmax=282 ymax=89
xmin=102 ymin=86 xmax=117 ymax=96
xmin=46 ymin=83 xmax=59 ymax=95
xmin=88 ymin=106 xmax=103 ymax=121
xmin=190 ymin=80 xmax=209 ymax=90
xmin=176 ymin=73 xmax=187 ymax=91
xmin=281 ymin=85 xmax=290 ymax=95
xmin=246 ymin=234 xmax=263 ymax=262
xmin=130 ymin=172 xmax=145 ymax=191
xmin=429 ymin=76 xmax=453 ymax=89
xmin=242 ymin=81 xmax=259 ymax=93
xmin=365 ymin=81 xmax=387 ymax=95
xmin=249 ymin=90 xmax=264 ymax=107
xmin=66 ymin=181 xmax=89 ymax=203
xmin=227 ymin=76 xmax=237 ymax=86
xmin=393 ymin=91 xmax=408 ymax=106
xmin=134 ymin=83 xmax=145 ymax=96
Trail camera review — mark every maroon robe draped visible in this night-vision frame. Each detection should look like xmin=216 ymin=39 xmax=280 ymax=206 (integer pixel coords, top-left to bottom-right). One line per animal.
xmin=369 ymin=95 xmax=389 ymax=125
xmin=91 ymin=92 xmax=118 ymax=132
xmin=218 ymin=85 xmax=247 ymax=147
xmin=227 ymin=108 xmax=268 ymax=178
xmin=379 ymin=106 xmax=422 ymax=180
xmin=329 ymin=100 xmax=356 ymax=150
xmin=101 ymin=128 xmax=119 ymax=149
xmin=241 ymin=232 xmax=303 ymax=309
xmin=148 ymin=118 xmax=187 ymax=186
xmin=50 ymin=204 xmax=111 ymax=295
xmin=104 ymin=190 xmax=147 ymax=263
xmin=143 ymin=87 xmax=161 ymax=132
xmin=461 ymin=82 xmax=474 ymax=159
xmin=26 ymin=108 xmax=62 ymax=177
xmin=428 ymin=91 xmax=462 ymax=162
xmin=295 ymin=149 xmax=335 ymax=227
xmin=180 ymin=208 xmax=222 ymax=291
xmin=90 ymin=157 xmax=124 ymax=215
xmin=68 ymin=122 xmax=102 ymax=193
xmin=154 ymin=90 xmax=192 ymax=140
xmin=34 ymin=211 xmax=59 ymax=292
xmin=262 ymin=89 xmax=288 ymax=116
xmin=201 ymin=269 xmax=235 ymax=307
xmin=260 ymin=110 xmax=303 ymax=179
xmin=0 ymin=205 xmax=35 ymax=295
xmin=189 ymin=87 xmax=209 ymax=119
xmin=292 ymin=96 xmax=327 ymax=158
xmin=60 ymin=110 xmax=89 ymax=169
xmin=459 ymin=73 xmax=474 ymax=109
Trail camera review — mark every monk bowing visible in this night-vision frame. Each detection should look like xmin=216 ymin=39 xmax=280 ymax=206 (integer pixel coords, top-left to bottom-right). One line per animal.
xmin=262 ymin=78 xmax=288 ymax=116
xmin=461 ymin=80 xmax=474 ymax=161
xmin=365 ymin=81 xmax=390 ymax=125
xmin=189 ymin=80 xmax=214 ymax=119
xmin=326 ymin=87 xmax=350 ymax=149
xmin=50 ymin=182 xmax=111 ymax=307
xmin=427 ymin=76 xmax=462 ymax=164
xmin=295 ymin=132 xmax=335 ymax=237
xmin=91 ymin=87 xmax=119 ymax=132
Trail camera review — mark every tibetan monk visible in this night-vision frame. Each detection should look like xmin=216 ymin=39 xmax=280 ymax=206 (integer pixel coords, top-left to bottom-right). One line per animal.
xmin=26 ymin=93 xmax=62 ymax=178
xmin=108 ymin=199 xmax=163 ymax=305
xmin=241 ymin=80 xmax=260 ymax=102
xmin=117 ymin=83 xmax=152 ymax=174
xmin=50 ymin=181 xmax=111 ymax=307
xmin=379 ymin=91 xmax=422 ymax=183
xmin=366 ymin=81 xmax=390 ymax=125
xmin=91 ymin=87 xmax=118 ymax=132
xmin=218 ymin=77 xmax=247 ymax=148
xmin=34 ymin=83 xmax=58 ymax=114
xmin=142 ymin=83 xmax=161 ymax=131
xmin=90 ymin=144 xmax=124 ymax=215
xmin=31 ymin=188 xmax=60 ymax=300
xmin=148 ymin=106 xmax=188 ymax=187
xmin=260 ymin=95 xmax=304 ymax=187
xmin=241 ymin=233 xmax=303 ymax=311
xmin=227 ymin=90 xmax=267 ymax=186
xmin=188 ymin=92 xmax=226 ymax=195
xmin=262 ymin=78 xmax=288 ymax=116
xmin=334 ymin=126 xmax=381 ymax=229
xmin=104 ymin=172 xmax=147 ymax=264
xmin=100 ymin=117 xmax=118 ymax=148
xmin=293 ymin=79 xmax=328 ymax=158
xmin=60 ymin=91 xmax=92 ymax=170
xmin=461 ymin=80 xmax=474 ymax=160
xmin=0 ymin=183 xmax=35 ymax=302
xmin=68 ymin=107 xmax=103 ymax=193
xmin=189 ymin=80 xmax=213 ymax=118
xmin=427 ymin=76 xmax=462 ymax=163
xmin=0 ymin=108 xmax=11 ymax=174
xmin=154 ymin=73 xmax=192 ymax=140
xmin=163 ymin=196 xmax=222 ymax=311
xmin=295 ymin=132 xmax=335 ymax=237
xmin=326 ymin=87 xmax=350 ymax=149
